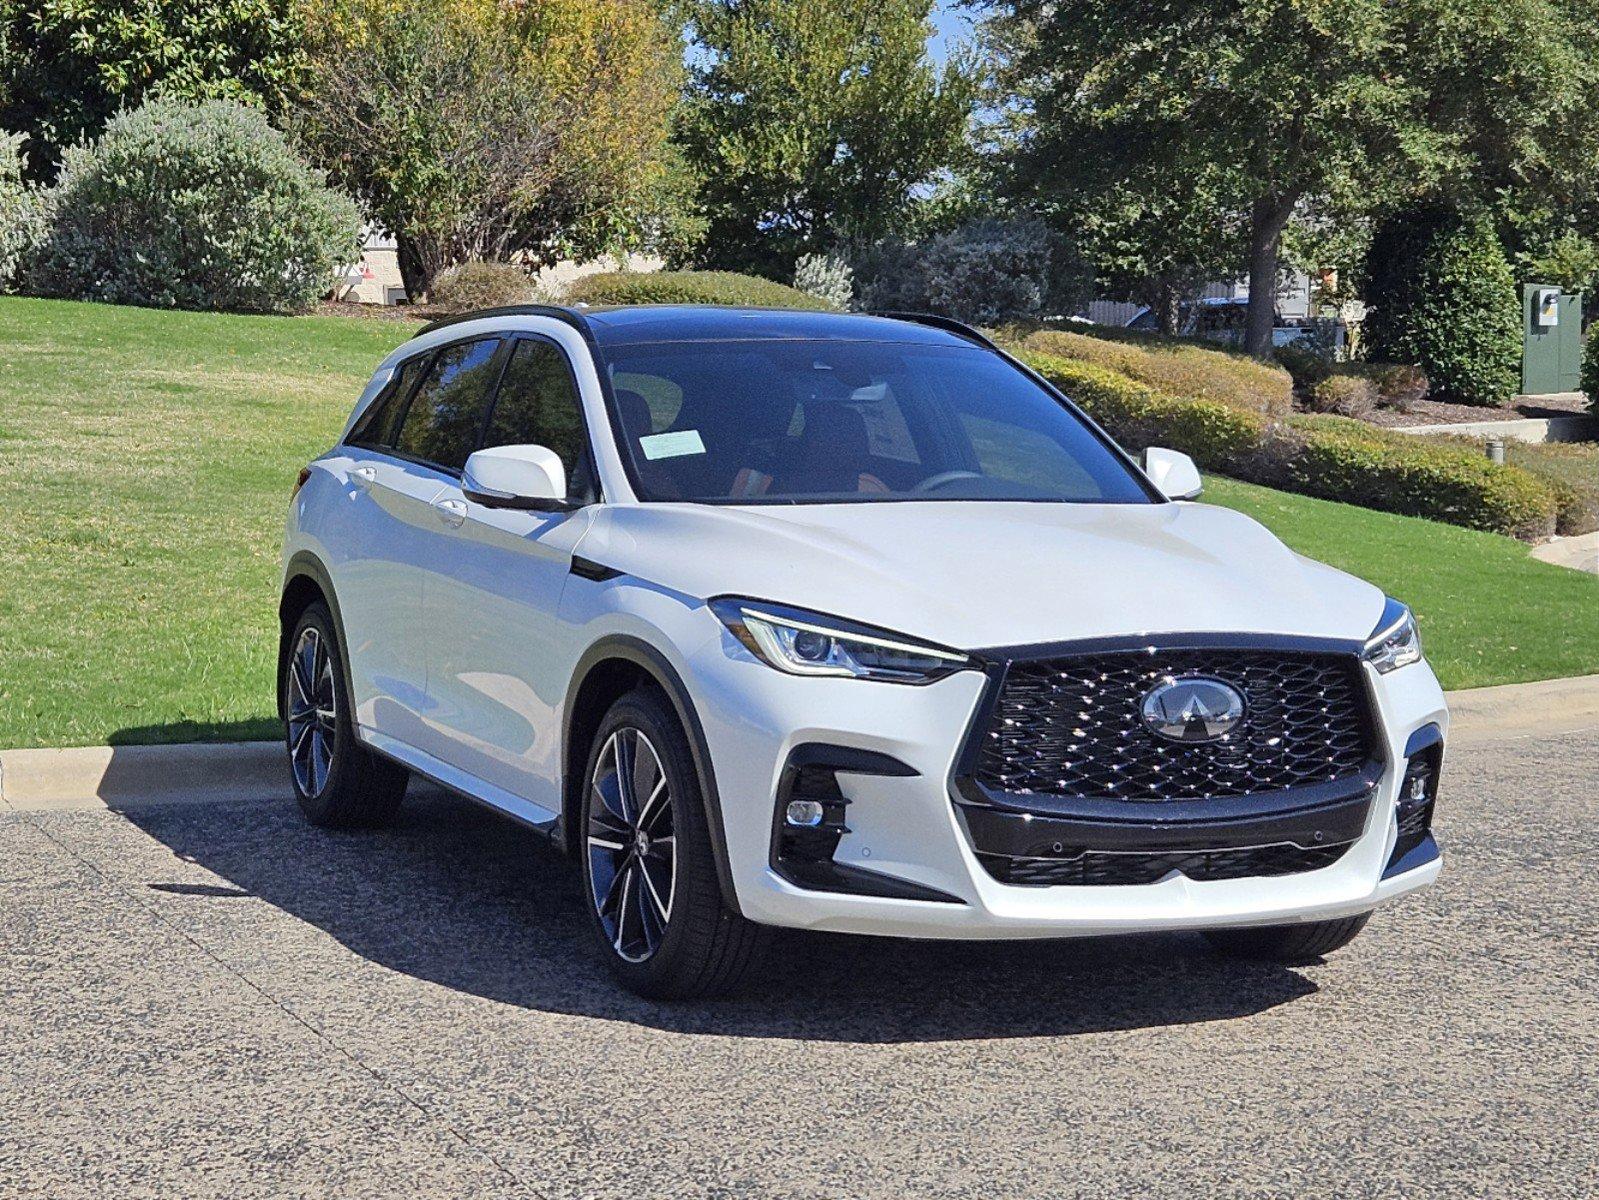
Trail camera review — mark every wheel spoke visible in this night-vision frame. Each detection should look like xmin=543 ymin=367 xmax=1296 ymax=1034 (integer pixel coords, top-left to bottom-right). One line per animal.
xmin=286 ymin=625 xmax=337 ymax=799
xmin=613 ymin=863 xmax=635 ymax=953
xmin=613 ymin=732 xmax=637 ymax=822
xmin=638 ymin=854 xmax=672 ymax=923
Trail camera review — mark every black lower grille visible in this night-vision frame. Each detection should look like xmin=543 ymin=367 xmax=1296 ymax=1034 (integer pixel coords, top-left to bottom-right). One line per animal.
xmin=974 ymin=647 xmax=1373 ymax=802
xmin=978 ymin=841 xmax=1354 ymax=887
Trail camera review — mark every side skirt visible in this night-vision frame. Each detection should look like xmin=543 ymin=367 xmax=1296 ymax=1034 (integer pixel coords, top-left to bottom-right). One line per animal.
xmin=360 ymin=727 xmax=561 ymax=836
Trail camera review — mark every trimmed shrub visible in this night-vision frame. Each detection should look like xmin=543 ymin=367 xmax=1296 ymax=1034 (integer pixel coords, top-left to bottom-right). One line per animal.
xmin=858 ymin=219 xmax=1057 ymax=326
xmin=1305 ymin=374 xmax=1378 ymax=418
xmin=1285 ymin=416 xmax=1557 ymax=541
xmin=1021 ymin=328 xmax=1294 ymax=418
xmin=432 ymin=261 xmax=540 ymax=312
xmin=31 ymin=97 xmax=361 ymax=314
xmin=1363 ymin=208 xmax=1521 ymax=407
xmin=1019 ymin=349 xmax=1561 ymax=540
xmin=565 ymin=269 xmax=835 ymax=310
xmin=1274 ymin=342 xmax=1333 ymax=390
xmin=793 ymin=254 xmax=854 ymax=310
xmin=0 ymin=132 xmax=46 ymax=292
xmin=1583 ymin=330 xmax=1597 ymax=415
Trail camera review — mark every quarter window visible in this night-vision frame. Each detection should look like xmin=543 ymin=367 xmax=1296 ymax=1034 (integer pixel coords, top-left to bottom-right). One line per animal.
xmin=347 ymin=354 xmax=428 ymax=449
xmin=483 ymin=339 xmax=590 ymax=496
xmin=394 ymin=338 xmax=503 ymax=471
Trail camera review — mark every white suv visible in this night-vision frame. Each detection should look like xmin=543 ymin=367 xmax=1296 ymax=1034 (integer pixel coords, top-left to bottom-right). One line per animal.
xmin=280 ymin=305 xmax=1446 ymax=997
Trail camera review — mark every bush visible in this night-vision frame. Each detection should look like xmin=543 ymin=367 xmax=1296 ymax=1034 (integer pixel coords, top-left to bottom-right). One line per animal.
xmin=1019 ymin=349 xmax=1561 ymax=540
xmin=1361 ymin=363 xmax=1430 ymax=410
xmin=565 ymin=269 xmax=835 ymax=310
xmin=793 ymin=254 xmax=853 ymax=310
xmin=31 ymin=97 xmax=361 ymax=314
xmin=0 ymin=132 xmax=46 ymax=292
xmin=1305 ymin=374 xmax=1378 ymax=418
xmin=1020 ymin=328 xmax=1294 ymax=418
xmin=431 ymin=261 xmax=540 ymax=312
xmin=1363 ymin=208 xmax=1521 ymax=407
xmin=1583 ymin=331 xmax=1597 ymax=415
xmin=1274 ymin=342 xmax=1333 ymax=390
xmin=858 ymin=219 xmax=1056 ymax=326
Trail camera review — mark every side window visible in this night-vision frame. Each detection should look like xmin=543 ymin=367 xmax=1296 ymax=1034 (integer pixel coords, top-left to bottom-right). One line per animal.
xmin=394 ymin=338 xmax=503 ymax=471
xmin=347 ymin=355 xmax=428 ymax=449
xmin=483 ymin=338 xmax=591 ymax=496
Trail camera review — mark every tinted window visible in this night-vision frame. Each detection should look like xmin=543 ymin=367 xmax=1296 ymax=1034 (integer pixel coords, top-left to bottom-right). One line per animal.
xmin=394 ymin=338 xmax=503 ymax=470
xmin=483 ymin=339 xmax=589 ymax=495
xmin=348 ymin=355 xmax=428 ymax=449
xmin=600 ymin=340 xmax=1152 ymax=505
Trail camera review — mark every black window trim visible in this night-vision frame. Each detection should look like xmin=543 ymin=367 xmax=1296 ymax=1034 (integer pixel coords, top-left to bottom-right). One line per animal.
xmin=345 ymin=348 xmax=435 ymax=453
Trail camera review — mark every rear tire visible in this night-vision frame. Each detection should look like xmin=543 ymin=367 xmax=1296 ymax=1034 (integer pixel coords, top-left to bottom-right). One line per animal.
xmin=580 ymin=689 xmax=768 ymax=999
xmin=1203 ymin=913 xmax=1372 ymax=964
xmin=281 ymin=601 xmax=407 ymax=827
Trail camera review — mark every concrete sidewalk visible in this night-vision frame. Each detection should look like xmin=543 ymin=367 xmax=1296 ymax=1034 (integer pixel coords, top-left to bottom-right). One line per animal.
xmin=2 ymin=674 xmax=1595 ymax=813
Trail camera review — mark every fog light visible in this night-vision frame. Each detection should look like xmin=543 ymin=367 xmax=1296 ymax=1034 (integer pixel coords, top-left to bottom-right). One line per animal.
xmin=785 ymin=799 xmax=825 ymax=827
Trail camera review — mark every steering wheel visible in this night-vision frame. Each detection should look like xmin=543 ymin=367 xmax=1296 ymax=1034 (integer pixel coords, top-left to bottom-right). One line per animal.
xmin=913 ymin=469 xmax=984 ymax=493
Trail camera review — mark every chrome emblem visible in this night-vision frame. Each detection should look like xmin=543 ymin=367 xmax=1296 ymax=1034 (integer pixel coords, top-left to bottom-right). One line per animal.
xmin=1140 ymin=675 xmax=1246 ymax=744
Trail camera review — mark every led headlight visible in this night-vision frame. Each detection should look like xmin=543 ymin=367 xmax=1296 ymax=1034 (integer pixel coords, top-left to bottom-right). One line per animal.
xmin=1363 ymin=597 xmax=1423 ymax=674
xmin=710 ymin=598 xmax=969 ymax=683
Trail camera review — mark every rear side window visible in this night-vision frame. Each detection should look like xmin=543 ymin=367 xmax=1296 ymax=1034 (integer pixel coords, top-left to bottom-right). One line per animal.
xmin=394 ymin=338 xmax=503 ymax=471
xmin=347 ymin=355 xmax=428 ymax=449
xmin=483 ymin=339 xmax=590 ymax=495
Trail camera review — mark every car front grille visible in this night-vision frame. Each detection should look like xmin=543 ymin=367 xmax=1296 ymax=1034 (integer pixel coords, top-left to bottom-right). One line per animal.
xmin=977 ymin=841 xmax=1354 ymax=888
xmin=972 ymin=647 xmax=1373 ymax=803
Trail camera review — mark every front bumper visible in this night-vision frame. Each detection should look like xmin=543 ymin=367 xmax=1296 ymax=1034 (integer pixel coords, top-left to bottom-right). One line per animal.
xmin=686 ymin=622 xmax=1448 ymax=940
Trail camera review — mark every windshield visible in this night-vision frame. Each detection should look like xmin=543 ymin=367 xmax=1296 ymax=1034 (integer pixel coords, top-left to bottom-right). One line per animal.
xmin=600 ymin=339 xmax=1154 ymax=505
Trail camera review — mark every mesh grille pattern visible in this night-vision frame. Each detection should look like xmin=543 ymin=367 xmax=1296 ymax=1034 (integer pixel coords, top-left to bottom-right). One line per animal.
xmin=978 ymin=842 xmax=1353 ymax=887
xmin=975 ymin=649 xmax=1371 ymax=801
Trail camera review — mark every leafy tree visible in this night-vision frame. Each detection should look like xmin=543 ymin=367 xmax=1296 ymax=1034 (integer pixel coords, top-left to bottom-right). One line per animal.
xmin=678 ymin=0 xmax=974 ymax=279
xmin=0 ymin=0 xmax=306 ymax=178
xmin=979 ymin=0 xmax=1457 ymax=356
xmin=1364 ymin=207 xmax=1521 ymax=407
xmin=294 ymin=0 xmax=697 ymax=300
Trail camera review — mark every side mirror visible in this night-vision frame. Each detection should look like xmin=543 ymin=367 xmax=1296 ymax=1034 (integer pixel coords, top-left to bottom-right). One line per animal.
xmin=1142 ymin=447 xmax=1203 ymax=500
xmin=462 ymin=444 xmax=572 ymax=511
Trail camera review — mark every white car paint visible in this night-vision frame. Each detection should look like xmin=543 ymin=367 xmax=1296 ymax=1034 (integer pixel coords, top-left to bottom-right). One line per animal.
xmin=285 ymin=309 xmax=1446 ymax=941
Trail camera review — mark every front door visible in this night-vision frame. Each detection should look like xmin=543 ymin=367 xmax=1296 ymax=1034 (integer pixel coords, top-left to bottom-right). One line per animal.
xmin=421 ymin=336 xmax=601 ymax=822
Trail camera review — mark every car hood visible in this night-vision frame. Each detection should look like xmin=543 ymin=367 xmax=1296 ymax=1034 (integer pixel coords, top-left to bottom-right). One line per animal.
xmin=575 ymin=500 xmax=1386 ymax=651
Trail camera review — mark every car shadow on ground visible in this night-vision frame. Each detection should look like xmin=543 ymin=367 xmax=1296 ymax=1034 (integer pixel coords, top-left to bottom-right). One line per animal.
xmin=116 ymin=784 xmax=1319 ymax=1043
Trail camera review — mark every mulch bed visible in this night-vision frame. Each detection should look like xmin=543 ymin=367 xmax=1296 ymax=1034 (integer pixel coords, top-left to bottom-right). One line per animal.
xmin=1357 ymin=392 xmax=1591 ymax=428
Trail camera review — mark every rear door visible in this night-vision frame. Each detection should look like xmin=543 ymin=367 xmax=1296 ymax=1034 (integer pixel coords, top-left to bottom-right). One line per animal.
xmin=334 ymin=337 xmax=506 ymax=753
xmin=420 ymin=335 xmax=599 ymax=820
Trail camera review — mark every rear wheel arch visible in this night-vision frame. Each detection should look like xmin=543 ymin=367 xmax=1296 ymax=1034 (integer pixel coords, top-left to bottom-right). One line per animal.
xmin=278 ymin=553 xmax=355 ymax=723
xmin=562 ymin=636 xmax=739 ymax=912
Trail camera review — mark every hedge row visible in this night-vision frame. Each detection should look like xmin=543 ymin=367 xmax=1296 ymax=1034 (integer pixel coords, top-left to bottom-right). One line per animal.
xmin=1020 ymin=352 xmax=1561 ymax=541
xmin=566 ymin=270 xmax=836 ymax=310
xmin=1018 ymin=328 xmax=1294 ymax=418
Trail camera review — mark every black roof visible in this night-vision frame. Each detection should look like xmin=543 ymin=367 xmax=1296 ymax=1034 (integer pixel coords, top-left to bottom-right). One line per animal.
xmin=414 ymin=303 xmax=993 ymax=350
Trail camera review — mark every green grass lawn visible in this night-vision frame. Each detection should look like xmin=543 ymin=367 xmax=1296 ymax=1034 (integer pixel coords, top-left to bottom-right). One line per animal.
xmin=0 ymin=296 xmax=1594 ymax=749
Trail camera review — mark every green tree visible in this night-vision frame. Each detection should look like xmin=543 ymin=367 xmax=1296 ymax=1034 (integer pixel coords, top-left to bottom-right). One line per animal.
xmin=678 ymin=0 xmax=974 ymax=279
xmin=294 ymin=0 xmax=696 ymax=300
xmin=0 ymin=0 xmax=306 ymax=178
xmin=1364 ymin=208 xmax=1521 ymax=406
xmin=980 ymin=0 xmax=1457 ymax=356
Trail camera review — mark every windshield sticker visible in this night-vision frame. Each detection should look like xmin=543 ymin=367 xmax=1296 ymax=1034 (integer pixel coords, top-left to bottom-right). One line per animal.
xmin=640 ymin=429 xmax=706 ymax=460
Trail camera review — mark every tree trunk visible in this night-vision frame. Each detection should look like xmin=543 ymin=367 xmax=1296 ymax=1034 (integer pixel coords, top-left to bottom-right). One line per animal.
xmin=1157 ymin=280 xmax=1182 ymax=336
xmin=395 ymin=234 xmax=433 ymax=304
xmin=1244 ymin=196 xmax=1295 ymax=357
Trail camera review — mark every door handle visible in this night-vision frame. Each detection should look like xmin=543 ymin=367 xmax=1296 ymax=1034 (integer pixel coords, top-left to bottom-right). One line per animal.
xmin=351 ymin=465 xmax=376 ymax=490
xmin=433 ymin=496 xmax=467 ymax=528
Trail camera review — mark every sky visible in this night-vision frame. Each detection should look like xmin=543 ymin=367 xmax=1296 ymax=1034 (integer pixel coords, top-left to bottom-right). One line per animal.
xmin=928 ymin=2 xmax=974 ymax=65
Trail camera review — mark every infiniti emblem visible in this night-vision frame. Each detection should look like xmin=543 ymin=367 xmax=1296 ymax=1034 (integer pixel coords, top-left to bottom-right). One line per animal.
xmin=1140 ymin=675 xmax=1246 ymax=744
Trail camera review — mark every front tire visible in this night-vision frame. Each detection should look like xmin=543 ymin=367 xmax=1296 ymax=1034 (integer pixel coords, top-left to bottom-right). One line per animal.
xmin=580 ymin=689 xmax=768 ymax=999
xmin=1203 ymin=913 xmax=1372 ymax=964
xmin=281 ymin=601 xmax=408 ymax=827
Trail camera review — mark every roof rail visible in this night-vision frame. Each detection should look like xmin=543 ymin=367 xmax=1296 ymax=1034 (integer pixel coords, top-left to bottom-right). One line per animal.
xmin=868 ymin=311 xmax=998 ymax=349
xmin=412 ymin=304 xmax=591 ymax=340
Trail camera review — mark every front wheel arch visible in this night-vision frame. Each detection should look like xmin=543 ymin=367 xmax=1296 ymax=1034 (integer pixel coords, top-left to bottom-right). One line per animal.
xmin=562 ymin=636 xmax=740 ymax=914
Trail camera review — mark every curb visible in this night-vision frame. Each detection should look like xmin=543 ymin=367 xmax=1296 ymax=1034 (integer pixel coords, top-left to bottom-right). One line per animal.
xmin=3 ymin=675 xmax=1596 ymax=813
xmin=0 ymin=741 xmax=287 ymax=813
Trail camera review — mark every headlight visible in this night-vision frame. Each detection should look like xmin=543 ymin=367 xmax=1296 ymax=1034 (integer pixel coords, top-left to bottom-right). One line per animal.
xmin=1363 ymin=597 xmax=1423 ymax=674
xmin=710 ymin=598 xmax=970 ymax=683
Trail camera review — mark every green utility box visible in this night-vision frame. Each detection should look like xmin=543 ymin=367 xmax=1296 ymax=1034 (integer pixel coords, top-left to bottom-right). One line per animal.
xmin=1521 ymin=284 xmax=1584 ymax=396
